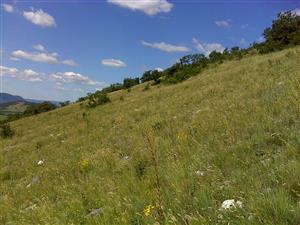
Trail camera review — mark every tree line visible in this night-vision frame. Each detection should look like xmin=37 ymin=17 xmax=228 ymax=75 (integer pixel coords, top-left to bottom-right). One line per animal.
xmin=76 ymin=10 xmax=300 ymax=102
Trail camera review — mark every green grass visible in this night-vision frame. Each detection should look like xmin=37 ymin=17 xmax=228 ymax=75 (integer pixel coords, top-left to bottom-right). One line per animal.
xmin=1 ymin=47 xmax=300 ymax=224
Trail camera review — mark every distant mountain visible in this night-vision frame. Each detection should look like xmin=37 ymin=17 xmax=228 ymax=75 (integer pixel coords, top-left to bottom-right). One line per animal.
xmin=0 ymin=93 xmax=24 ymax=105
xmin=0 ymin=93 xmax=61 ymax=107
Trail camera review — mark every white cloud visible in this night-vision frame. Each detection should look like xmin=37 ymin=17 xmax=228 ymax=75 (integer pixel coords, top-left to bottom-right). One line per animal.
xmin=12 ymin=50 xmax=59 ymax=64
xmin=0 ymin=66 xmax=43 ymax=82
xmin=49 ymin=72 xmax=101 ymax=86
xmin=62 ymin=59 xmax=78 ymax=67
xmin=155 ymin=67 xmax=163 ymax=72
xmin=10 ymin=57 xmax=20 ymax=61
xmin=11 ymin=46 xmax=77 ymax=66
xmin=215 ymin=19 xmax=231 ymax=28
xmin=141 ymin=41 xmax=190 ymax=53
xmin=23 ymin=9 xmax=56 ymax=27
xmin=101 ymin=59 xmax=127 ymax=67
xmin=292 ymin=8 xmax=300 ymax=16
xmin=33 ymin=44 xmax=46 ymax=52
xmin=2 ymin=4 xmax=14 ymax=13
xmin=192 ymin=38 xmax=225 ymax=56
xmin=107 ymin=0 xmax=173 ymax=15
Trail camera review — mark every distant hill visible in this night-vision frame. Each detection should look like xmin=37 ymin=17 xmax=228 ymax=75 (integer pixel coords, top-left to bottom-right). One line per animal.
xmin=0 ymin=93 xmax=60 ymax=120
xmin=25 ymin=98 xmax=60 ymax=106
xmin=0 ymin=93 xmax=24 ymax=105
xmin=0 ymin=93 xmax=60 ymax=106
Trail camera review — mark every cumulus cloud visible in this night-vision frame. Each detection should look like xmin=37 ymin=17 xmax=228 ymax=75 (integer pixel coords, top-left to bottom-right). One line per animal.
xmin=11 ymin=50 xmax=59 ymax=64
xmin=101 ymin=59 xmax=127 ymax=67
xmin=292 ymin=8 xmax=300 ymax=16
xmin=155 ymin=67 xmax=164 ymax=72
xmin=2 ymin=4 xmax=14 ymax=13
xmin=141 ymin=41 xmax=190 ymax=53
xmin=23 ymin=9 xmax=56 ymax=27
xmin=107 ymin=0 xmax=173 ymax=15
xmin=33 ymin=44 xmax=46 ymax=52
xmin=0 ymin=65 xmax=43 ymax=82
xmin=215 ymin=19 xmax=231 ymax=28
xmin=62 ymin=60 xmax=78 ymax=67
xmin=192 ymin=38 xmax=225 ymax=56
xmin=49 ymin=72 xmax=101 ymax=86
xmin=11 ymin=45 xmax=77 ymax=66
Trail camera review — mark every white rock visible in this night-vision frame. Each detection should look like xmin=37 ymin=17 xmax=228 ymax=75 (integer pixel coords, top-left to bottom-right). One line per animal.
xmin=220 ymin=199 xmax=243 ymax=210
xmin=37 ymin=160 xmax=44 ymax=165
xmin=236 ymin=200 xmax=243 ymax=208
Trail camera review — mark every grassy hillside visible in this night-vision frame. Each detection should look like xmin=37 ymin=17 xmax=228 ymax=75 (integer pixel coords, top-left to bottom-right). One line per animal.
xmin=1 ymin=47 xmax=300 ymax=225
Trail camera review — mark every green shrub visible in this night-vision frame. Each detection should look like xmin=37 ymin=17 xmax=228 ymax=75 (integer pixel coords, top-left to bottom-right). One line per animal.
xmin=0 ymin=123 xmax=14 ymax=138
xmin=143 ymin=83 xmax=150 ymax=91
xmin=87 ymin=92 xmax=111 ymax=108
xmin=23 ymin=102 xmax=56 ymax=116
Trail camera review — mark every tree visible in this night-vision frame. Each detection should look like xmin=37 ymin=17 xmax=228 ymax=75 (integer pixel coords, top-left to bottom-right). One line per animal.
xmin=23 ymin=102 xmax=56 ymax=116
xmin=209 ymin=51 xmax=224 ymax=63
xmin=123 ymin=77 xmax=140 ymax=89
xmin=141 ymin=70 xmax=162 ymax=83
xmin=263 ymin=11 xmax=300 ymax=51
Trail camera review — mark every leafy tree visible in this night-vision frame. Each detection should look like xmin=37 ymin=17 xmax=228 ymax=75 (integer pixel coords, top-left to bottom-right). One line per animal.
xmin=123 ymin=77 xmax=140 ymax=89
xmin=209 ymin=51 xmax=224 ymax=63
xmin=102 ymin=83 xmax=124 ymax=93
xmin=263 ymin=11 xmax=300 ymax=52
xmin=23 ymin=102 xmax=56 ymax=116
xmin=141 ymin=70 xmax=162 ymax=83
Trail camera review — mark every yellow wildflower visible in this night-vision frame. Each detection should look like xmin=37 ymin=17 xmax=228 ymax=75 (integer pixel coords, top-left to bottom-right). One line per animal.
xmin=143 ymin=205 xmax=154 ymax=217
xmin=177 ymin=131 xmax=188 ymax=142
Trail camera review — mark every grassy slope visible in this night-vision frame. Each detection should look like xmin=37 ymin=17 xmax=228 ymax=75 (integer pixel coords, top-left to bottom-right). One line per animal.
xmin=1 ymin=48 xmax=300 ymax=225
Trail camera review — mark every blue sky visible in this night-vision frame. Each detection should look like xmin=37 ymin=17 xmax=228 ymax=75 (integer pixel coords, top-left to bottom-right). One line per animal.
xmin=0 ymin=0 xmax=299 ymax=101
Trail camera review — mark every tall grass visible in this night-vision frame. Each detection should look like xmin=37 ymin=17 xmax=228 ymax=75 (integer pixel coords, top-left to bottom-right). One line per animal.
xmin=1 ymin=47 xmax=300 ymax=224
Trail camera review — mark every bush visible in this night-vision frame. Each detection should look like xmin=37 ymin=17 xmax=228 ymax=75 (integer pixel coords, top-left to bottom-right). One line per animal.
xmin=143 ymin=83 xmax=150 ymax=91
xmin=24 ymin=102 xmax=56 ymax=116
xmin=87 ymin=92 xmax=111 ymax=108
xmin=0 ymin=123 xmax=14 ymax=138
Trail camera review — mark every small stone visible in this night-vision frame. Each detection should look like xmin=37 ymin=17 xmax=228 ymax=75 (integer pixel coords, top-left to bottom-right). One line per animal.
xmin=221 ymin=199 xmax=235 ymax=210
xmin=236 ymin=200 xmax=243 ymax=208
xmin=220 ymin=199 xmax=243 ymax=210
xmin=25 ymin=204 xmax=37 ymax=211
xmin=87 ymin=208 xmax=103 ymax=217
xmin=37 ymin=160 xmax=44 ymax=165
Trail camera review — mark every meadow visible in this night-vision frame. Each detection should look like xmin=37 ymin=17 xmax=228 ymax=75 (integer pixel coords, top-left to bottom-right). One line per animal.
xmin=1 ymin=47 xmax=300 ymax=224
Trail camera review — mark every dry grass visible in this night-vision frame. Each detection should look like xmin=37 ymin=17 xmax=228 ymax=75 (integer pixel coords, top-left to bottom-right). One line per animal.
xmin=1 ymin=47 xmax=300 ymax=224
